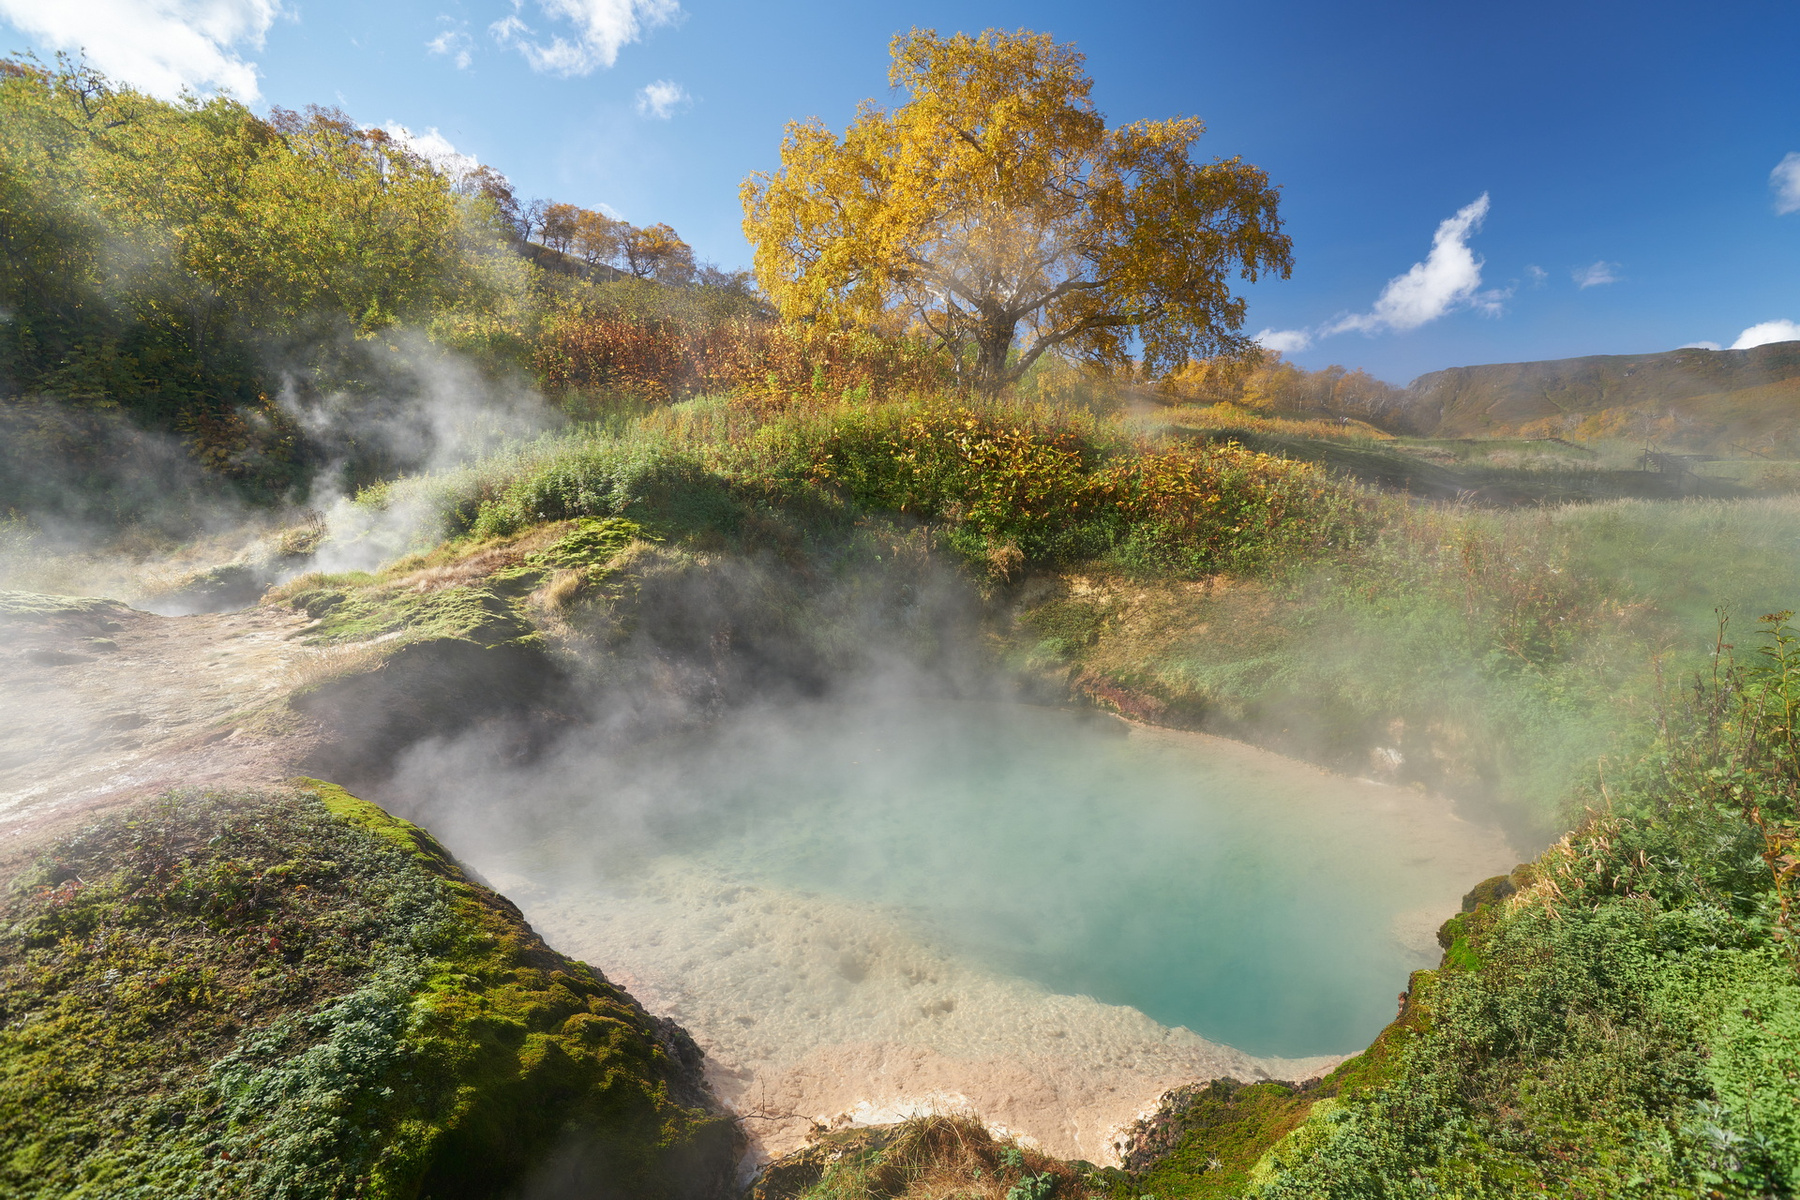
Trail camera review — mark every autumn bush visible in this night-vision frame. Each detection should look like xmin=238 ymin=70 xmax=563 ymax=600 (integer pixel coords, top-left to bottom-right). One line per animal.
xmin=805 ymin=404 xmax=1364 ymax=572
xmin=534 ymin=315 xmax=955 ymax=411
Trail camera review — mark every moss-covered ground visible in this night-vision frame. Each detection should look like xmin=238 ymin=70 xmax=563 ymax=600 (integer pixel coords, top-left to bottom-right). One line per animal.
xmin=0 ymin=781 xmax=736 ymax=1199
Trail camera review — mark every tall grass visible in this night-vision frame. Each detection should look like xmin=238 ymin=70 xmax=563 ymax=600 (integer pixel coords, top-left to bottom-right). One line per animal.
xmin=535 ymin=315 xmax=955 ymax=412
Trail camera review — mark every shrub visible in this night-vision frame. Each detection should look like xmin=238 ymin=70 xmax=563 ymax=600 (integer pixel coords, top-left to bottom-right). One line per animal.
xmin=534 ymin=315 xmax=954 ymax=410
xmin=807 ymin=404 xmax=1362 ymax=573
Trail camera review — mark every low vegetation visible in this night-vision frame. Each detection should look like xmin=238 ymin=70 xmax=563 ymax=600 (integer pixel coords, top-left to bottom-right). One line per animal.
xmin=753 ymin=1115 xmax=1091 ymax=1200
xmin=0 ymin=782 xmax=737 ymax=1199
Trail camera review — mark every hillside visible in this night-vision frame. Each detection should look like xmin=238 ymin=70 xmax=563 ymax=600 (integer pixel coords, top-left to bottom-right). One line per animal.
xmin=1401 ymin=340 xmax=1800 ymax=450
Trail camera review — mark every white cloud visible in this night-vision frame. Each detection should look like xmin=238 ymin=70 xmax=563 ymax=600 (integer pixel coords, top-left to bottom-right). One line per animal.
xmin=1679 ymin=341 xmax=1722 ymax=351
xmin=1253 ymin=328 xmax=1313 ymax=354
xmin=1772 ymin=152 xmax=1800 ymax=215
xmin=0 ymin=0 xmax=282 ymax=101
xmin=1572 ymin=260 xmax=1619 ymax=288
xmin=1324 ymin=193 xmax=1496 ymax=335
xmin=490 ymin=0 xmax=679 ymax=76
xmin=634 ymin=78 xmax=688 ymax=118
xmin=427 ymin=25 xmax=474 ymax=70
xmin=1525 ymin=264 xmax=1548 ymax=287
xmin=1731 ymin=319 xmax=1800 ymax=350
xmin=383 ymin=122 xmax=479 ymax=180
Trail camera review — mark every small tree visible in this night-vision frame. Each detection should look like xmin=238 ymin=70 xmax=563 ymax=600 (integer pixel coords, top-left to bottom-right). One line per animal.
xmin=616 ymin=221 xmax=695 ymax=283
xmin=540 ymin=201 xmax=581 ymax=254
xmin=572 ymin=208 xmax=623 ymax=271
xmin=742 ymin=28 xmax=1292 ymax=397
xmin=457 ymin=165 xmax=525 ymax=241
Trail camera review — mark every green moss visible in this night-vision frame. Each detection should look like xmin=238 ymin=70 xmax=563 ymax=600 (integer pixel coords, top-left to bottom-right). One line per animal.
xmin=1130 ymin=1079 xmax=1320 ymax=1199
xmin=0 ymin=785 xmax=735 ymax=1199
xmin=292 ymin=582 xmax=539 ymax=651
xmin=309 ymin=778 xmax=457 ymax=866
xmin=530 ymin=517 xmax=647 ymax=571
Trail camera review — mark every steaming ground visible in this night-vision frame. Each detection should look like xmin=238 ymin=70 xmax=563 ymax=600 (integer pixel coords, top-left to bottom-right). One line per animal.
xmin=0 ymin=598 xmax=317 ymax=843
xmin=383 ymin=697 xmax=1519 ymax=1168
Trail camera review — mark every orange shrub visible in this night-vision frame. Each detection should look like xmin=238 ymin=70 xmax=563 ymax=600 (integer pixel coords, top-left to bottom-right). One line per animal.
xmin=533 ymin=317 xmax=954 ymax=408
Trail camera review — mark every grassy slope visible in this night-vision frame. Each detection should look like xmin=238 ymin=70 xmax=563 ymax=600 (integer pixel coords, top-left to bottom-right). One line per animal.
xmin=0 ymin=782 xmax=737 ymax=1200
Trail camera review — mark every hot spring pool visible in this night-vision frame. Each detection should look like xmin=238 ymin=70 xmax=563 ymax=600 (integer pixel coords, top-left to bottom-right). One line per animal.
xmin=390 ymin=699 xmax=1518 ymax=1163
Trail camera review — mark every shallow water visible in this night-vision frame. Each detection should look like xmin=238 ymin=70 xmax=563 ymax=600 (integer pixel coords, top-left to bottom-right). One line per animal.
xmin=400 ymin=699 xmax=1516 ymax=1056
xmin=392 ymin=697 xmax=1518 ymax=1161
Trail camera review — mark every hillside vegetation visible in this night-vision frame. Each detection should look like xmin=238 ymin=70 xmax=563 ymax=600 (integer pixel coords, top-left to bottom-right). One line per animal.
xmin=1404 ymin=341 xmax=1800 ymax=451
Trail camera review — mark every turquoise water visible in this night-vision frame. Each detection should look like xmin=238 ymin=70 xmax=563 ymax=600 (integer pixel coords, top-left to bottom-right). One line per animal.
xmin=477 ymin=699 xmax=1516 ymax=1059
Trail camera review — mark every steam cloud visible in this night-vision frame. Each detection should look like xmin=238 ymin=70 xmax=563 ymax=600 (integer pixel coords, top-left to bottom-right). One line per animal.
xmin=0 ymin=330 xmax=556 ymax=606
xmin=279 ymin=331 xmax=558 ymax=576
xmin=355 ymin=547 xmax=1518 ymax=1164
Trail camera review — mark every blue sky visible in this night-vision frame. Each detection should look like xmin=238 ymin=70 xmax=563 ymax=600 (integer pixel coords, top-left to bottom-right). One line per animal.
xmin=5 ymin=0 xmax=1798 ymax=384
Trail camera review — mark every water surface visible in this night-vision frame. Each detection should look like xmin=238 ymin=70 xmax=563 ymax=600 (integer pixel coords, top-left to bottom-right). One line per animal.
xmin=400 ymin=698 xmax=1516 ymax=1059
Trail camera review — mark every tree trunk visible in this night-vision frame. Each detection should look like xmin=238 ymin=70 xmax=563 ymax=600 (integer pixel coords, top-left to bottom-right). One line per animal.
xmin=973 ymin=317 xmax=1016 ymax=399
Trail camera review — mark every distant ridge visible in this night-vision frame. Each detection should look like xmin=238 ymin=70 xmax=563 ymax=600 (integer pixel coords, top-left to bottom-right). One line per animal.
xmin=1402 ymin=340 xmax=1800 ymax=449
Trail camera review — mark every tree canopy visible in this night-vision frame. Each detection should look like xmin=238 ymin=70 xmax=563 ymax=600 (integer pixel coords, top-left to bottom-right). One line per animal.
xmin=0 ymin=53 xmax=749 ymax=522
xmin=741 ymin=28 xmax=1293 ymax=396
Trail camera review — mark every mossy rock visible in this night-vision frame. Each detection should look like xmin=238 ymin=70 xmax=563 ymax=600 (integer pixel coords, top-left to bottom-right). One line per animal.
xmin=1459 ymin=870 xmax=1521 ymax=913
xmin=753 ymin=1115 xmax=1083 ymax=1200
xmin=0 ymin=589 xmax=130 ymax=621
xmin=1125 ymin=1077 xmax=1321 ymax=1199
xmin=293 ymin=582 xmax=539 ymax=651
xmin=0 ymin=783 xmax=740 ymax=1199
